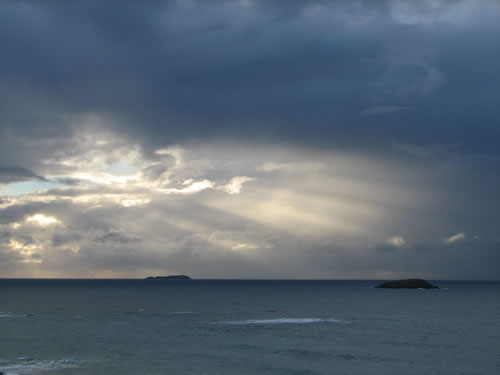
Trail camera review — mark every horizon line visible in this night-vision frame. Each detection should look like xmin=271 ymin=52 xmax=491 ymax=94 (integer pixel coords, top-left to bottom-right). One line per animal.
xmin=0 ymin=277 xmax=499 ymax=282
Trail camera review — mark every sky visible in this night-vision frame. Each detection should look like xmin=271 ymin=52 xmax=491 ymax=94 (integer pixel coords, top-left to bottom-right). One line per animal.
xmin=0 ymin=0 xmax=499 ymax=279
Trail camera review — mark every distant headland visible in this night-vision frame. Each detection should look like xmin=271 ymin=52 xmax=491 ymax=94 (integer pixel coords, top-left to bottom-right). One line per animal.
xmin=375 ymin=279 xmax=438 ymax=289
xmin=144 ymin=275 xmax=191 ymax=280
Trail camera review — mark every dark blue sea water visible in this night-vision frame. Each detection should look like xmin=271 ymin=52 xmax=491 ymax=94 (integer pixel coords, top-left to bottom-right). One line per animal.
xmin=0 ymin=280 xmax=499 ymax=374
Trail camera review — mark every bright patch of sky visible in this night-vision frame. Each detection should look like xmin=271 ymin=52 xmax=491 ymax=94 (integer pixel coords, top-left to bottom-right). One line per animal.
xmin=26 ymin=214 xmax=61 ymax=226
xmin=0 ymin=180 xmax=64 ymax=196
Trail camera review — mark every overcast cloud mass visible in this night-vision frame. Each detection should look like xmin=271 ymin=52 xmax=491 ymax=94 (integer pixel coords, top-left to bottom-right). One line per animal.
xmin=0 ymin=0 xmax=499 ymax=279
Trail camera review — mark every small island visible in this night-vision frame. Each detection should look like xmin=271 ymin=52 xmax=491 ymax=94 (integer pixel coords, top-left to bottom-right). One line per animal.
xmin=375 ymin=279 xmax=438 ymax=289
xmin=145 ymin=275 xmax=191 ymax=280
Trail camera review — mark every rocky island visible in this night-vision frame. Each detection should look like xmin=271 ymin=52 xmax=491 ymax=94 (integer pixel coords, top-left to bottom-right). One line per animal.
xmin=145 ymin=275 xmax=191 ymax=280
xmin=376 ymin=279 xmax=438 ymax=289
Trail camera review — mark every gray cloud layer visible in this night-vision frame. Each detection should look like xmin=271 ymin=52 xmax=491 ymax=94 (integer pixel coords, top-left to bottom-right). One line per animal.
xmin=0 ymin=0 xmax=499 ymax=279
xmin=1 ymin=1 xmax=499 ymax=154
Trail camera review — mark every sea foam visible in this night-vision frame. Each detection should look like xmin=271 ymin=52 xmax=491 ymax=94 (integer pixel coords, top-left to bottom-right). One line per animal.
xmin=213 ymin=318 xmax=351 ymax=325
xmin=1 ymin=358 xmax=77 ymax=375
xmin=0 ymin=312 xmax=25 ymax=318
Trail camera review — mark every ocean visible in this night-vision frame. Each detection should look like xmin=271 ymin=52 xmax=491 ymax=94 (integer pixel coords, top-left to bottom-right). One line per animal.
xmin=0 ymin=279 xmax=498 ymax=375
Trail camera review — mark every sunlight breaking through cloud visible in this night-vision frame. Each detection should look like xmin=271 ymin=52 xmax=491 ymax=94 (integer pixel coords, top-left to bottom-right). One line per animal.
xmin=26 ymin=214 xmax=61 ymax=226
xmin=386 ymin=236 xmax=407 ymax=247
xmin=444 ymin=232 xmax=466 ymax=245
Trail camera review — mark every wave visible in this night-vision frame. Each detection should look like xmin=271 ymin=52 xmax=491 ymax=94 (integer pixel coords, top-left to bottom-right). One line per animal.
xmin=0 ymin=312 xmax=25 ymax=318
xmin=212 ymin=318 xmax=351 ymax=325
xmin=1 ymin=358 xmax=77 ymax=375
xmin=169 ymin=311 xmax=198 ymax=314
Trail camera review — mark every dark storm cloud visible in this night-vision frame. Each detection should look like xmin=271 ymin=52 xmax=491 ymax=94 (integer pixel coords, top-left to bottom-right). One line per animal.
xmin=50 ymin=177 xmax=88 ymax=186
xmin=0 ymin=202 xmax=47 ymax=224
xmin=0 ymin=166 xmax=47 ymax=184
xmin=0 ymin=0 xmax=498 ymax=156
xmin=51 ymin=231 xmax=84 ymax=247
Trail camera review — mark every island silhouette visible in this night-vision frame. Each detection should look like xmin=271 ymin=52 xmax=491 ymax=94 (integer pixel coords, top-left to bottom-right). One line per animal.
xmin=376 ymin=279 xmax=438 ymax=289
xmin=144 ymin=275 xmax=191 ymax=280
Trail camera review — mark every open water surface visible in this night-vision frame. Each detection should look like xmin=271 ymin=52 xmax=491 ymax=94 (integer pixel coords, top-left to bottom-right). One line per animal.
xmin=0 ymin=279 xmax=499 ymax=374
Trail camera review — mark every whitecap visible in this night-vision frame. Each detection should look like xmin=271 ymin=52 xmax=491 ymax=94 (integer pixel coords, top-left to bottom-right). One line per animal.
xmin=170 ymin=311 xmax=198 ymax=314
xmin=212 ymin=318 xmax=351 ymax=325
xmin=0 ymin=313 xmax=25 ymax=318
xmin=2 ymin=358 xmax=77 ymax=375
